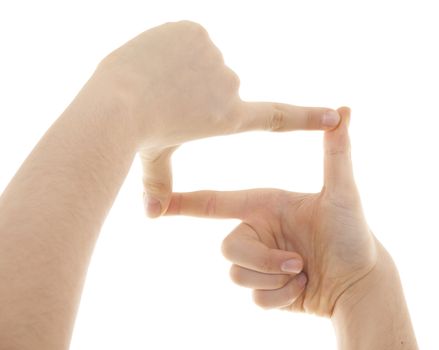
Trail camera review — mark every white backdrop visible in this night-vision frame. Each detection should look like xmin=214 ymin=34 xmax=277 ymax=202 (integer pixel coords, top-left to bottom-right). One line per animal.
xmin=1 ymin=0 xmax=438 ymax=349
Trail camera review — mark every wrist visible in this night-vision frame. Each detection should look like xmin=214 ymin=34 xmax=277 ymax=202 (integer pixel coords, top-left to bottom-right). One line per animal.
xmin=93 ymin=58 xmax=151 ymax=147
xmin=332 ymin=241 xmax=418 ymax=349
xmin=66 ymin=65 xmax=142 ymax=153
xmin=332 ymin=241 xmax=396 ymax=318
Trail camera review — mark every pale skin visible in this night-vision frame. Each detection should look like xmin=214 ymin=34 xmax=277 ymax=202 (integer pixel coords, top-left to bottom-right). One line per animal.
xmin=166 ymin=108 xmax=418 ymax=349
xmin=0 ymin=21 xmax=416 ymax=349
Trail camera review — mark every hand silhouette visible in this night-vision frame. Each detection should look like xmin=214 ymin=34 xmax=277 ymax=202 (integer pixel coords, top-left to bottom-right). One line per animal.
xmin=166 ymin=107 xmax=379 ymax=316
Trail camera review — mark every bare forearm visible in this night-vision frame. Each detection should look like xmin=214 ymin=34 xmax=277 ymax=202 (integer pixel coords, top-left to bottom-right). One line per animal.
xmin=332 ymin=244 xmax=418 ymax=350
xmin=0 ymin=74 xmax=136 ymax=349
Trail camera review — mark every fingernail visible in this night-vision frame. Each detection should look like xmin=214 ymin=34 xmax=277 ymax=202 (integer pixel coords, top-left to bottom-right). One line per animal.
xmin=145 ymin=195 xmax=162 ymax=218
xmin=296 ymin=273 xmax=307 ymax=288
xmin=322 ymin=110 xmax=340 ymax=128
xmin=281 ymin=259 xmax=302 ymax=273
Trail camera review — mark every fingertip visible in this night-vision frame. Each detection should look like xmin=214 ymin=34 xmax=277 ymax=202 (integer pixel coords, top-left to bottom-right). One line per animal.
xmin=280 ymin=254 xmax=304 ymax=274
xmin=323 ymin=105 xmax=357 ymax=193
xmin=324 ymin=106 xmax=351 ymax=144
xmin=336 ymin=106 xmax=351 ymax=128
xmin=321 ymin=109 xmax=341 ymax=130
xmin=296 ymin=272 xmax=308 ymax=289
xmin=144 ymin=194 xmax=162 ymax=218
xmin=337 ymin=106 xmax=351 ymax=116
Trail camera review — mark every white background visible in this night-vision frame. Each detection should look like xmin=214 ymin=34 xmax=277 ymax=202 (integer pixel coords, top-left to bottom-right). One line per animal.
xmin=1 ymin=0 xmax=438 ymax=349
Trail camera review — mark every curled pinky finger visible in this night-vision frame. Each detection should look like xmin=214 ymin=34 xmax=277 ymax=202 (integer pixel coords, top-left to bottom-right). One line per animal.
xmin=252 ymin=273 xmax=307 ymax=310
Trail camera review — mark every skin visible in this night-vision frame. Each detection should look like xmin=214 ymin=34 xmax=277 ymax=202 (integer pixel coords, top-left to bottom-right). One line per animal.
xmin=166 ymin=108 xmax=419 ymax=349
xmin=0 ymin=21 xmax=338 ymax=349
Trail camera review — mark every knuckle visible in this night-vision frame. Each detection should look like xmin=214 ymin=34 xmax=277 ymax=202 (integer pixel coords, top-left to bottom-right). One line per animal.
xmin=229 ymin=265 xmax=244 ymax=285
xmin=252 ymin=290 xmax=271 ymax=309
xmin=324 ymin=147 xmax=350 ymax=157
xmin=274 ymin=275 xmax=290 ymax=289
xmin=174 ymin=21 xmax=209 ymax=43
xmin=306 ymin=109 xmax=327 ymax=130
xmin=177 ymin=20 xmax=200 ymax=28
xmin=225 ymin=68 xmax=240 ymax=91
xmin=143 ymin=179 xmax=168 ymax=196
xmin=267 ymin=107 xmax=285 ymax=131
xmin=211 ymin=48 xmax=225 ymax=64
xmin=266 ymin=189 xmax=288 ymax=209
xmin=195 ymin=24 xmax=209 ymax=37
xmin=325 ymin=149 xmax=342 ymax=156
xmin=325 ymin=134 xmax=351 ymax=156
xmin=221 ymin=235 xmax=234 ymax=260
xmin=183 ymin=21 xmax=208 ymax=37
xmin=204 ymin=193 xmax=217 ymax=217
xmin=258 ymin=253 xmax=274 ymax=273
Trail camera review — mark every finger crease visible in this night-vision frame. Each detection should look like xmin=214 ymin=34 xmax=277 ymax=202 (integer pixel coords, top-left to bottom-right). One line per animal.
xmin=268 ymin=108 xmax=284 ymax=131
xmin=205 ymin=194 xmax=217 ymax=217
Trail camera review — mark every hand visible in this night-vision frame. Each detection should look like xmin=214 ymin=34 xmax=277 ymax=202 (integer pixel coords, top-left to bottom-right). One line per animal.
xmin=95 ymin=21 xmax=340 ymax=217
xmin=165 ymin=107 xmax=382 ymax=317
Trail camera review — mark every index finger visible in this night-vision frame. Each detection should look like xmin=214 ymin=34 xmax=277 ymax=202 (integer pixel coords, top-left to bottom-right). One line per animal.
xmin=232 ymin=101 xmax=340 ymax=132
xmin=164 ymin=190 xmax=253 ymax=219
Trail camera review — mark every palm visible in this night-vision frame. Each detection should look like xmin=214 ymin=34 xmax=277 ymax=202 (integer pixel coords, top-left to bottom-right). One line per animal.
xmin=239 ymin=188 xmax=376 ymax=316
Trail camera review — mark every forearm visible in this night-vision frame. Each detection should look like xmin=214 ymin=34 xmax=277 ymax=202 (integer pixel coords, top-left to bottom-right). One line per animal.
xmin=0 ymin=73 xmax=136 ymax=349
xmin=331 ymin=243 xmax=418 ymax=350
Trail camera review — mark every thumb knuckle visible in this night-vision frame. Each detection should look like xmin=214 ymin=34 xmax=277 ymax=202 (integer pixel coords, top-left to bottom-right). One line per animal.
xmin=144 ymin=179 xmax=169 ymax=196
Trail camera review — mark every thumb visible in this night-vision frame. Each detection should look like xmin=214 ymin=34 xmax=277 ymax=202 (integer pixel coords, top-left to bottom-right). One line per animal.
xmin=323 ymin=107 xmax=357 ymax=196
xmin=140 ymin=146 xmax=177 ymax=218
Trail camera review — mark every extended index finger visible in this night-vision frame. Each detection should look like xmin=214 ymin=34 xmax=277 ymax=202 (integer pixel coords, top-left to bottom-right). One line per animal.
xmin=165 ymin=190 xmax=254 ymax=219
xmin=232 ymin=101 xmax=340 ymax=132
